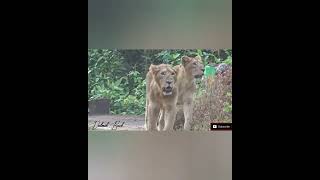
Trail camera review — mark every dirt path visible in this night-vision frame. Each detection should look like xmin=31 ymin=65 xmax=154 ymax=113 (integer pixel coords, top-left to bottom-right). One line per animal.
xmin=88 ymin=114 xmax=145 ymax=131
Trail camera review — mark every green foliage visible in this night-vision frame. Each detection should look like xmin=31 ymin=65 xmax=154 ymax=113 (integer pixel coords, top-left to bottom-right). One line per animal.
xmin=222 ymin=50 xmax=232 ymax=65
xmin=88 ymin=49 xmax=232 ymax=115
xmin=223 ymin=102 xmax=232 ymax=113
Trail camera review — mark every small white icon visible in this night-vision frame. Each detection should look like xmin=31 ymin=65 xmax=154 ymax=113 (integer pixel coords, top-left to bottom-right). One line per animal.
xmin=212 ymin=125 xmax=217 ymax=128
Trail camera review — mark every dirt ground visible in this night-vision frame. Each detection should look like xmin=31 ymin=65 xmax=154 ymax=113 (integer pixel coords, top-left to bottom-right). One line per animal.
xmin=88 ymin=114 xmax=145 ymax=131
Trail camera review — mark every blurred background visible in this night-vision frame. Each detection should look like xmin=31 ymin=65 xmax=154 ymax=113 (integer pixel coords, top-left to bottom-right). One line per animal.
xmin=88 ymin=0 xmax=232 ymax=49
xmin=88 ymin=132 xmax=232 ymax=180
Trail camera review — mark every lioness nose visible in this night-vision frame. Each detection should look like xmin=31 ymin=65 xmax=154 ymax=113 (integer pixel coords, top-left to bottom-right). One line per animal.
xmin=166 ymin=80 xmax=172 ymax=84
xmin=201 ymin=68 xmax=205 ymax=72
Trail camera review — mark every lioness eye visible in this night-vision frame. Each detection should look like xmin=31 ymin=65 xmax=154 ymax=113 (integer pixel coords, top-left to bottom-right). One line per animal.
xmin=161 ymin=72 xmax=166 ymax=75
xmin=171 ymin=72 xmax=175 ymax=75
xmin=193 ymin=62 xmax=197 ymax=65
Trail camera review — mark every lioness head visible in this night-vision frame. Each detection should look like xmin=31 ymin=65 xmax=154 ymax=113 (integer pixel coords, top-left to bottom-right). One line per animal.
xmin=150 ymin=64 xmax=177 ymax=96
xmin=181 ymin=55 xmax=205 ymax=78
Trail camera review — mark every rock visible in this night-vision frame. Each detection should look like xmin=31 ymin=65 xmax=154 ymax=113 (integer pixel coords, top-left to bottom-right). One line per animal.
xmin=88 ymin=98 xmax=110 ymax=115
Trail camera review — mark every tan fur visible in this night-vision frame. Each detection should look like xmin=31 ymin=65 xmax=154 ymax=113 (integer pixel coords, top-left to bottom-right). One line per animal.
xmin=144 ymin=64 xmax=178 ymax=131
xmin=158 ymin=56 xmax=204 ymax=131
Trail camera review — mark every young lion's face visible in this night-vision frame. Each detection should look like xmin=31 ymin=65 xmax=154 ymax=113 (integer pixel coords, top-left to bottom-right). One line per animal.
xmin=150 ymin=64 xmax=177 ymax=96
xmin=182 ymin=56 xmax=205 ymax=78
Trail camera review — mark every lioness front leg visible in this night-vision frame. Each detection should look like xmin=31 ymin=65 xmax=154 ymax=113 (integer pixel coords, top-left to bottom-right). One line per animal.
xmin=158 ymin=109 xmax=165 ymax=131
xmin=163 ymin=105 xmax=177 ymax=131
xmin=147 ymin=104 xmax=160 ymax=131
xmin=183 ymin=98 xmax=193 ymax=130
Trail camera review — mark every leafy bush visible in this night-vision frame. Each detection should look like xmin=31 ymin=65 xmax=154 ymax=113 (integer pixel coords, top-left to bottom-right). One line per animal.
xmin=190 ymin=65 xmax=232 ymax=131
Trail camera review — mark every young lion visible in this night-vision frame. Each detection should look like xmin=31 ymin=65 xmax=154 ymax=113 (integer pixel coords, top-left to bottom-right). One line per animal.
xmin=144 ymin=64 xmax=178 ymax=131
xmin=158 ymin=56 xmax=204 ymax=131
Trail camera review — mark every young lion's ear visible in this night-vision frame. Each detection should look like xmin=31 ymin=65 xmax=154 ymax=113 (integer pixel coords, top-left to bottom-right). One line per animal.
xmin=173 ymin=66 xmax=178 ymax=75
xmin=150 ymin=64 xmax=160 ymax=74
xmin=181 ymin=56 xmax=192 ymax=66
xmin=194 ymin=55 xmax=202 ymax=62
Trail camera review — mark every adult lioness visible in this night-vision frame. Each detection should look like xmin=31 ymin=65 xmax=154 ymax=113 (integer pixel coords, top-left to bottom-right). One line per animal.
xmin=158 ymin=55 xmax=204 ymax=131
xmin=144 ymin=64 xmax=178 ymax=131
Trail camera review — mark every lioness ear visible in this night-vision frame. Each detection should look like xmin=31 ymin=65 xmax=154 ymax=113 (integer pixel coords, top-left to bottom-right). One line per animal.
xmin=150 ymin=64 xmax=160 ymax=74
xmin=194 ymin=55 xmax=202 ymax=62
xmin=181 ymin=56 xmax=192 ymax=66
xmin=173 ymin=66 xmax=178 ymax=75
